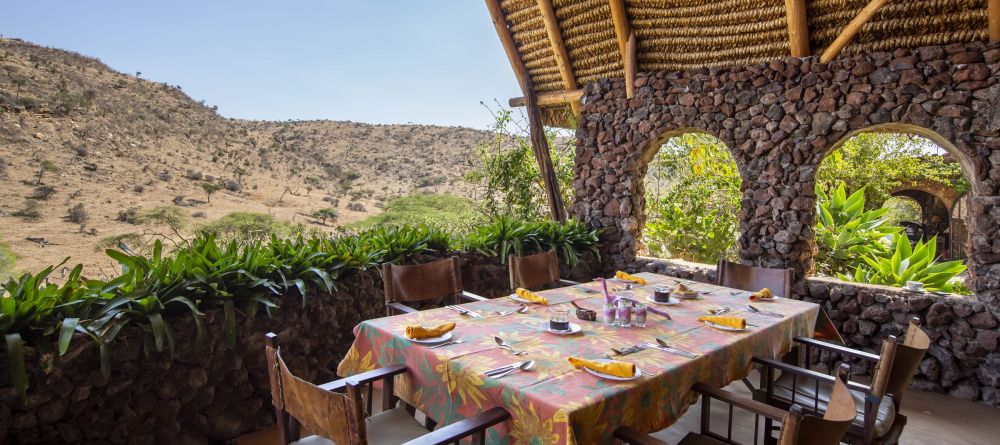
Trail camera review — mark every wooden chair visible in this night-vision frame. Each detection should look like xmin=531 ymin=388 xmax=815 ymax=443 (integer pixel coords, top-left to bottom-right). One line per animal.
xmin=749 ymin=317 xmax=930 ymax=445
xmin=615 ymin=364 xmax=857 ymax=445
xmin=382 ymin=257 xmax=487 ymax=316
xmin=716 ymin=259 xmax=793 ymax=299
xmin=265 ymin=333 xmax=509 ymax=445
xmin=507 ymin=249 xmax=582 ymax=291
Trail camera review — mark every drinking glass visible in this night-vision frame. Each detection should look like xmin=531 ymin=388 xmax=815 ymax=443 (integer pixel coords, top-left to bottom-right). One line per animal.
xmin=632 ymin=303 xmax=647 ymax=327
xmin=550 ymin=308 xmax=571 ymax=331
xmin=602 ymin=303 xmax=616 ymax=325
xmin=616 ymin=299 xmax=632 ymax=327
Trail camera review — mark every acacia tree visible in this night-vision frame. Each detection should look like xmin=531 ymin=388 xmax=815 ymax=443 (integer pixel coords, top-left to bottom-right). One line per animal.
xmin=35 ymin=160 xmax=58 ymax=185
xmin=201 ymin=182 xmax=221 ymax=203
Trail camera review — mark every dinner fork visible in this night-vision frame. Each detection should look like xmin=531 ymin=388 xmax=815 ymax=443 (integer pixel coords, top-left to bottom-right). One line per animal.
xmin=429 ymin=338 xmax=465 ymax=349
xmin=746 ymin=304 xmax=784 ymax=318
xmin=446 ymin=305 xmax=482 ymax=318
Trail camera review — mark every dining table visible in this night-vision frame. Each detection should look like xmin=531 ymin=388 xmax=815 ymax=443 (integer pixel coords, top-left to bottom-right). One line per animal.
xmin=336 ymin=272 xmax=822 ymax=445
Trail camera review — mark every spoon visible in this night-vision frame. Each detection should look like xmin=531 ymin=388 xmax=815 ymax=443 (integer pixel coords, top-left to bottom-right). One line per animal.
xmin=491 ymin=360 xmax=535 ymax=379
xmin=494 ymin=336 xmax=528 ymax=355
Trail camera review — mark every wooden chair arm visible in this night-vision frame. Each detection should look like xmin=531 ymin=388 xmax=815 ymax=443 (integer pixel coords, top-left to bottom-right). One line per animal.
xmin=558 ymin=278 xmax=583 ymax=286
xmin=324 ymin=364 xmax=407 ymax=391
xmin=752 ymin=358 xmax=871 ymax=394
xmin=460 ymin=291 xmax=488 ymax=302
xmin=793 ymin=337 xmax=880 ymax=362
xmin=692 ymin=382 xmax=789 ymax=421
xmin=401 ymin=407 xmax=510 ymax=445
xmin=613 ymin=426 xmax=671 ymax=445
xmin=388 ymin=301 xmax=418 ymax=315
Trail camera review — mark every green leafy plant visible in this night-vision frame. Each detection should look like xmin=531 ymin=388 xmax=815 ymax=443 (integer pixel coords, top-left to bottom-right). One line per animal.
xmin=814 ymin=183 xmax=897 ymax=276
xmin=843 ymin=234 xmax=966 ymax=292
xmin=643 ymin=133 xmax=740 ymax=263
xmin=462 ymin=217 xmax=600 ymax=267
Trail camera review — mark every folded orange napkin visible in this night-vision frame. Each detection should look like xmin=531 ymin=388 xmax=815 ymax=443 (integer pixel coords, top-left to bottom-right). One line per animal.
xmin=515 ymin=287 xmax=548 ymax=305
xmin=749 ymin=288 xmax=774 ymax=301
xmin=615 ymin=271 xmax=647 ymax=285
xmin=568 ymin=357 xmax=636 ymax=378
xmin=698 ymin=316 xmax=747 ymax=329
xmin=405 ymin=322 xmax=456 ymax=340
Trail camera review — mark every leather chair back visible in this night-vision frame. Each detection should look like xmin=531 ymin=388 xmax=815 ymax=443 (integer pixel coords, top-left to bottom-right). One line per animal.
xmin=382 ymin=257 xmax=463 ymax=304
xmin=873 ymin=318 xmax=930 ymax=400
xmin=508 ymin=250 xmax=561 ymax=290
xmin=267 ymin=343 xmax=366 ymax=445
xmin=717 ymin=259 xmax=793 ymax=299
xmin=781 ymin=364 xmax=857 ymax=445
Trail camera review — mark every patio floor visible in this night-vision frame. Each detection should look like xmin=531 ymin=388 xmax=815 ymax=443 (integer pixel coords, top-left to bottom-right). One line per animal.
xmin=238 ymin=379 xmax=1000 ymax=445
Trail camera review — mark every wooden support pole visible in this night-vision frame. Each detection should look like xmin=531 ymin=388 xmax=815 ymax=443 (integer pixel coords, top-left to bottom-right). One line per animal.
xmin=485 ymin=0 xmax=530 ymax=94
xmin=485 ymin=0 xmax=566 ymax=221
xmin=609 ymin=0 xmax=630 ymax=63
xmin=990 ymin=0 xmax=1000 ymax=42
xmin=525 ymin=89 xmax=567 ymax=222
xmin=509 ymin=89 xmax=584 ymax=108
xmin=820 ymin=0 xmax=890 ymax=63
xmin=784 ymin=0 xmax=810 ymax=56
xmin=537 ymin=0 xmax=580 ymax=115
xmin=625 ymin=30 xmax=637 ymax=98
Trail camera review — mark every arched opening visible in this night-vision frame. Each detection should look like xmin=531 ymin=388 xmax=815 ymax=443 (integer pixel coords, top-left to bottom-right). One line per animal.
xmin=814 ymin=128 xmax=972 ymax=294
xmin=640 ymin=133 xmax=740 ymax=264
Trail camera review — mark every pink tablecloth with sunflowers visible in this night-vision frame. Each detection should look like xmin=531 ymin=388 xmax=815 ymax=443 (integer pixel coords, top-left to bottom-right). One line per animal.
xmin=337 ymin=273 xmax=820 ymax=445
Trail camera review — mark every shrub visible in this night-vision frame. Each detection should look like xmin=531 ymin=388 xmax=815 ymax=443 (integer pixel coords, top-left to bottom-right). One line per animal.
xmin=29 ymin=185 xmax=55 ymax=200
xmin=0 ymin=236 xmax=14 ymax=282
xmin=186 ymin=170 xmax=204 ymax=181
xmin=814 ymin=183 xmax=897 ymax=276
xmin=349 ymin=194 xmax=478 ymax=233
xmin=223 ymin=179 xmax=241 ymax=192
xmin=196 ymin=212 xmax=297 ymax=245
xmin=67 ymin=203 xmax=88 ymax=224
xmin=34 ymin=160 xmax=58 ymax=185
xmin=117 ymin=207 xmax=139 ymax=224
xmin=462 ymin=217 xmax=601 ymax=267
xmin=158 ymin=171 xmax=172 ymax=182
xmin=843 ymin=234 xmax=967 ymax=293
xmin=132 ymin=185 xmax=144 ymax=194
xmin=12 ymin=200 xmax=41 ymax=220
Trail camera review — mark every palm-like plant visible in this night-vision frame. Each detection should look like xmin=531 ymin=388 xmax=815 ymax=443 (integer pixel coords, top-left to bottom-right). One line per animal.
xmin=814 ymin=183 xmax=897 ymax=276
xmin=843 ymin=234 xmax=966 ymax=292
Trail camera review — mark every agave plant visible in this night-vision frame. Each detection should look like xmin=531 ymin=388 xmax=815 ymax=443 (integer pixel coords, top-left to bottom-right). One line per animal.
xmin=814 ymin=183 xmax=897 ymax=276
xmin=843 ymin=234 xmax=967 ymax=292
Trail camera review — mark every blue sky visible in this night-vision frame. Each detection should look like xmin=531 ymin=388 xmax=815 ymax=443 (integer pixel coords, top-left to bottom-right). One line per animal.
xmin=0 ymin=1 xmax=521 ymax=129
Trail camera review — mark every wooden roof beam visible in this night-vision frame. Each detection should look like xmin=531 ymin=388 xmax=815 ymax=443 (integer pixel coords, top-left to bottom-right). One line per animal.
xmin=509 ymin=89 xmax=584 ymax=108
xmin=609 ymin=0 xmax=637 ymax=98
xmin=784 ymin=0 xmax=810 ymax=57
xmin=820 ymin=0 xmax=890 ymax=63
xmin=990 ymin=0 xmax=999 ymax=42
xmin=485 ymin=0 xmax=530 ymax=95
xmin=537 ymin=0 xmax=580 ymax=115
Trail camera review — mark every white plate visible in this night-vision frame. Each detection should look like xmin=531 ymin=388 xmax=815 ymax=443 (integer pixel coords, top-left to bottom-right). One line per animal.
xmin=750 ymin=295 xmax=782 ymax=302
xmin=582 ymin=359 xmax=642 ymax=381
xmin=703 ymin=321 xmax=748 ymax=332
xmin=543 ymin=322 xmax=582 ymax=335
xmin=646 ymin=295 xmax=680 ymax=306
xmin=510 ymin=294 xmax=545 ymax=304
xmin=408 ymin=331 xmax=453 ymax=344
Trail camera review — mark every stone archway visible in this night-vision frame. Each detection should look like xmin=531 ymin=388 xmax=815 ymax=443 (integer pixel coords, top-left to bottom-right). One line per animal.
xmin=572 ymin=41 xmax=1000 ymax=306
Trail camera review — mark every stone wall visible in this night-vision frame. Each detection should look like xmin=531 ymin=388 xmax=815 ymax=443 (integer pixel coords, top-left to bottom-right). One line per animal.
xmin=0 ymin=253 xmax=598 ymax=444
xmin=572 ymin=40 xmax=1000 ymax=311
xmin=630 ymin=257 xmax=1000 ymax=406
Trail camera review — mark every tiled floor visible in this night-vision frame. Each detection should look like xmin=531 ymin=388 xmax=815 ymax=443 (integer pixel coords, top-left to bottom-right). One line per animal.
xmin=239 ymin=383 xmax=1000 ymax=445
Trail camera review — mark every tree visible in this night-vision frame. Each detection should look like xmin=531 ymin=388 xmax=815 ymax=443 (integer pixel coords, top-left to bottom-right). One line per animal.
xmin=816 ymin=133 xmax=968 ymax=208
xmin=464 ymin=104 xmax=574 ymax=221
xmin=311 ymin=208 xmax=338 ymax=225
xmin=201 ymin=182 xmax=221 ymax=203
xmin=35 ymin=160 xmax=59 ymax=185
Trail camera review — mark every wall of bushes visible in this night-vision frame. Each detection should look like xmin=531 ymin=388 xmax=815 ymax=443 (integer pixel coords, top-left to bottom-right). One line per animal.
xmin=0 ymin=220 xmax=601 ymax=443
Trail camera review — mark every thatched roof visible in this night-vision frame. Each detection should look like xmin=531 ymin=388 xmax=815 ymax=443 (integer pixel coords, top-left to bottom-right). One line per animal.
xmin=488 ymin=0 xmax=995 ymax=126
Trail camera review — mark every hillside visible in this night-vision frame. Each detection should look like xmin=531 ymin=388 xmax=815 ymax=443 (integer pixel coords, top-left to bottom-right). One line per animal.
xmin=0 ymin=38 xmax=486 ymax=277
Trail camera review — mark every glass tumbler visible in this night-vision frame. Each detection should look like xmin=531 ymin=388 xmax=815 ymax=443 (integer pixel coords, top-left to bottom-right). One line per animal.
xmin=550 ymin=308 xmax=571 ymax=331
xmin=632 ymin=303 xmax=647 ymax=328
xmin=616 ymin=300 xmax=632 ymax=327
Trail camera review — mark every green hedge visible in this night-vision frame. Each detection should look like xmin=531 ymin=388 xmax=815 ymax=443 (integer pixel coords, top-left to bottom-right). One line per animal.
xmin=0 ymin=218 xmax=601 ymax=401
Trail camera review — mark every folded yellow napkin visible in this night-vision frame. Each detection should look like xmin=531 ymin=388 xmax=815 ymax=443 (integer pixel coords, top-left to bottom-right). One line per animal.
xmin=698 ymin=316 xmax=747 ymax=329
xmin=405 ymin=322 xmax=456 ymax=340
xmin=568 ymin=357 xmax=636 ymax=378
xmin=749 ymin=288 xmax=774 ymax=302
xmin=615 ymin=271 xmax=647 ymax=285
xmin=515 ymin=287 xmax=548 ymax=305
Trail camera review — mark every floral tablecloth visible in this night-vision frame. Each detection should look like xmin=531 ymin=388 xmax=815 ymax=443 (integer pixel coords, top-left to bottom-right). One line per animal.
xmin=337 ymin=273 xmax=820 ymax=445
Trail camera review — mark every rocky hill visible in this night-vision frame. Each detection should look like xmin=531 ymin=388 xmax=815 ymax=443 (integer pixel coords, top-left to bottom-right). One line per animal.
xmin=0 ymin=37 xmax=486 ymax=276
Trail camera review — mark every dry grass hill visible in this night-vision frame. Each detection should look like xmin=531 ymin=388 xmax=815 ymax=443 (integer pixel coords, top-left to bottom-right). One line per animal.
xmin=0 ymin=37 xmax=486 ymax=277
